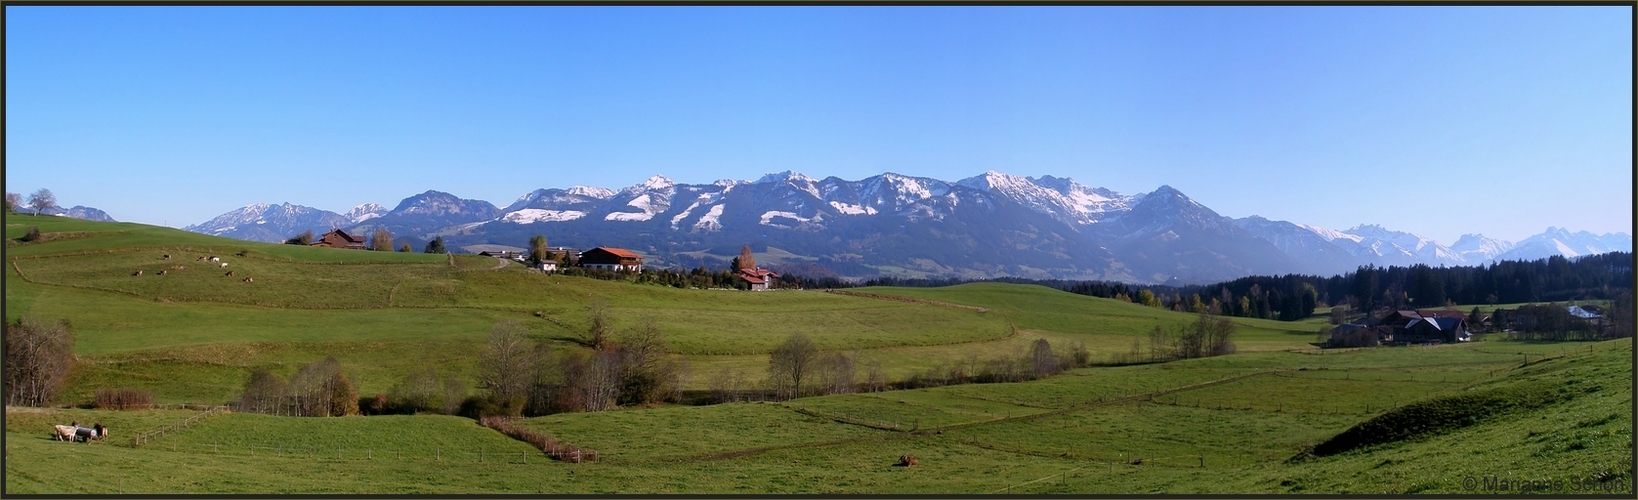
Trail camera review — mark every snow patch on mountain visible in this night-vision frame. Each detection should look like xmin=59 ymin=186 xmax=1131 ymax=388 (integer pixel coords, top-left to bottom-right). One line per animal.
xmin=694 ymin=204 xmax=726 ymax=232
xmin=760 ymin=210 xmax=820 ymax=228
xmin=345 ymin=203 xmax=387 ymax=224
xmin=1296 ymin=223 xmax=1364 ymax=244
xmin=829 ymin=201 xmax=877 ymax=215
xmin=503 ymin=209 xmax=587 ymax=224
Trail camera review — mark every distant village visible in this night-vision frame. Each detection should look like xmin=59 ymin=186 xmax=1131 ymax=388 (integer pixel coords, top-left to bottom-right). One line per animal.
xmin=301 ymin=228 xmax=785 ymax=291
xmin=1327 ymin=303 xmax=1612 ymax=348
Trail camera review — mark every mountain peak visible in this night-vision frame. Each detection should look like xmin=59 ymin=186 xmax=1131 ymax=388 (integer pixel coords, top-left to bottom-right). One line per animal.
xmin=623 ymin=175 xmax=675 ymax=194
xmin=956 ymin=170 xmax=1033 ymax=191
xmin=757 ymin=171 xmax=816 ymax=184
xmin=566 ymin=186 xmax=616 ymax=199
xmin=345 ymin=203 xmax=387 ymax=224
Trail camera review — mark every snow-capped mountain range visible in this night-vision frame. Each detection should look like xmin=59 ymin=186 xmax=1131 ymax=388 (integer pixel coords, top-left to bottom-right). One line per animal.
xmin=182 ymin=171 xmax=1632 ymax=283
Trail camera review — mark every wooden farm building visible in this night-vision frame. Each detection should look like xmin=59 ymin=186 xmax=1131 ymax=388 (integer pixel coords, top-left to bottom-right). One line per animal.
xmin=310 ymin=229 xmax=366 ymax=250
xmin=580 ymin=247 xmax=644 ymax=272
xmin=738 ymin=268 xmax=781 ymax=291
xmin=1378 ymin=309 xmax=1471 ymax=344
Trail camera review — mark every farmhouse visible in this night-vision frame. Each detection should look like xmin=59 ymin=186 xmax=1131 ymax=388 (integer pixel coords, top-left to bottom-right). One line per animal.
xmin=737 ymin=268 xmax=781 ymax=291
xmin=309 ymin=229 xmax=366 ymax=249
xmin=580 ymin=247 xmax=643 ymax=272
xmin=1377 ymin=309 xmax=1471 ymax=344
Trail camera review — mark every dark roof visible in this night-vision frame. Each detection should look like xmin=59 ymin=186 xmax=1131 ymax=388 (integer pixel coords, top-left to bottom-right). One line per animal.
xmin=1416 ymin=309 xmax=1468 ymax=319
xmin=1432 ymin=317 xmax=1465 ymax=330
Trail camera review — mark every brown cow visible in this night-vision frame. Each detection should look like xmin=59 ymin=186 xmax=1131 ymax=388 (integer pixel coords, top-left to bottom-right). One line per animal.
xmin=132 ymin=270 xmax=143 ymax=276
xmin=896 ymin=455 xmax=918 ymax=467
xmin=156 ymin=270 xmax=167 ymax=276
xmin=225 ymin=271 xmax=235 ymax=277
xmin=242 ymin=277 xmax=253 ymax=283
xmin=162 ymin=254 xmax=170 ymax=260
xmin=196 ymin=256 xmax=206 ymax=262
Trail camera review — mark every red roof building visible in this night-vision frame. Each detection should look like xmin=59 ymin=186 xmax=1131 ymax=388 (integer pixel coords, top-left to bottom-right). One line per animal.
xmin=580 ymin=247 xmax=643 ymax=272
xmin=737 ymin=268 xmax=780 ymax=291
xmin=310 ymin=229 xmax=366 ymax=250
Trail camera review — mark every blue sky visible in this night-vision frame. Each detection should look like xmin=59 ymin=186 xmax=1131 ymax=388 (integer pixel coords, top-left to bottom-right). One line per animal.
xmin=5 ymin=6 xmax=1631 ymax=244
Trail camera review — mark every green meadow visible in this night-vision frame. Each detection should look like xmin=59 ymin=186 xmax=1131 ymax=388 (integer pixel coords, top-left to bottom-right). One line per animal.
xmin=3 ymin=216 xmax=1631 ymax=494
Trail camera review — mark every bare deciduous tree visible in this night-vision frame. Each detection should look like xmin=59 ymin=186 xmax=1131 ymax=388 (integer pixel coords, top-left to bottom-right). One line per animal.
xmin=709 ymin=367 xmax=747 ymax=403
xmin=441 ymin=375 xmax=467 ymax=415
xmin=4 ymin=317 xmax=74 ymax=407
xmin=370 ymin=227 xmax=393 ymax=252
xmin=586 ymin=300 xmax=612 ymax=349
xmin=389 ymin=367 xmax=444 ymax=414
xmin=27 ymin=188 xmax=56 ymax=216
xmin=239 ymin=369 xmax=291 ymax=415
xmin=580 ymin=350 xmax=623 ymax=412
xmin=479 ymin=320 xmax=536 ymax=404
xmin=816 ymin=351 xmax=856 ymax=395
xmin=767 ymin=333 xmax=818 ymax=400
xmin=1029 ymin=338 xmax=1059 ymax=379
xmin=863 ymin=359 xmax=886 ymax=392
xmin=290 ymin=356 xmax=352 ymax=416
xmin=4 ymin=192 xmax=21 ymax=213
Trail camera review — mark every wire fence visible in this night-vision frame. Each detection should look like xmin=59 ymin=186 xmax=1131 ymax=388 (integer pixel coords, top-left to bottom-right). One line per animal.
xmin=121 ymin=442 xmax=603 ymax=465
xmin=132 ymin=405 xmax=229 ymax=446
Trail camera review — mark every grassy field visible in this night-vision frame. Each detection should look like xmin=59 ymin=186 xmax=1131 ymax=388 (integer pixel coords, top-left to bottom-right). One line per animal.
xmin=3 ymin=216 xmax=1631 ymax=494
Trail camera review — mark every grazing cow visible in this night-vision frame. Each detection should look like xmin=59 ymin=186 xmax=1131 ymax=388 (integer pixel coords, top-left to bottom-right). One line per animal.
xmin=220 ymin=262 xmax=228 ymax=268
xmin=51 ymin=425 xmax=76 ymax=441
xmin=896 ymin=455 xmax=918 ymax=467
xmin=243 ymin=277 xmax=254 ymax=283
xmin=173 ymin=265 xmax=186 ymax=271
xmin=209 ymin=256 xmax=220 ymax=262
xmin=225 ymin=271 xmax=235 ymax=277
xmin=196 ymin=256 xmax=207 ymax=262
xmin=132 ymin=270 xmax=143 ymax=276
xmin=73 ymin=424 xmax=106 ymax=443
xmin=163 ymin=254 xmax=171 ymax=260
xmin=157 ymin=270 xmax=167 ymax=276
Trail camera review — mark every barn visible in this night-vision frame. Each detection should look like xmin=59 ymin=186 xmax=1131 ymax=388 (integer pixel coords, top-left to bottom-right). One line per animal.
xmin=580 ymin=247 xmax=643 ymax=272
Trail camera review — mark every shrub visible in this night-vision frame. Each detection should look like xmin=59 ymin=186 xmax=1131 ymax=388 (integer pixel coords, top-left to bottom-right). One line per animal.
xmin=94 ymin=388 xmax=154 ymax=410
xmin=18 ymin=226 xmax=41 ymax=242
xmin=459 ymin=394 xmax=525 ymax=419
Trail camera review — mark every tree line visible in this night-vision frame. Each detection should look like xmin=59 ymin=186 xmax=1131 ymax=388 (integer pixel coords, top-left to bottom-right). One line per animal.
xmin=853 ymin=252 xmax=1632 ymax=323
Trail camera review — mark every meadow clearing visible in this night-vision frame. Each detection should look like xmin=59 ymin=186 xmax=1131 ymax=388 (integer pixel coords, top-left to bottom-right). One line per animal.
xmin=3 ymin=216 xmax=1632 ymax=494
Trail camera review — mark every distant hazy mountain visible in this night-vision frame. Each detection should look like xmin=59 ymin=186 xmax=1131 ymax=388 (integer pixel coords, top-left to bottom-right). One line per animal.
xmin=1450 ymin=234 xmax=1515 ymax=263
xmin=354 ymin=190 xmax=499 ymax=240
xmin=39 ymin=205 xmax=116 ymax=222
xmin=1494 ymin=227 xmax=1632 ymax=262
xmin=182 ymin=203 xmax=351 ymax=243
xmin=1232 ymin=216 xmax=1368 ymax=276
xmin=184 ymin=171 xmax=1633 ymax=283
